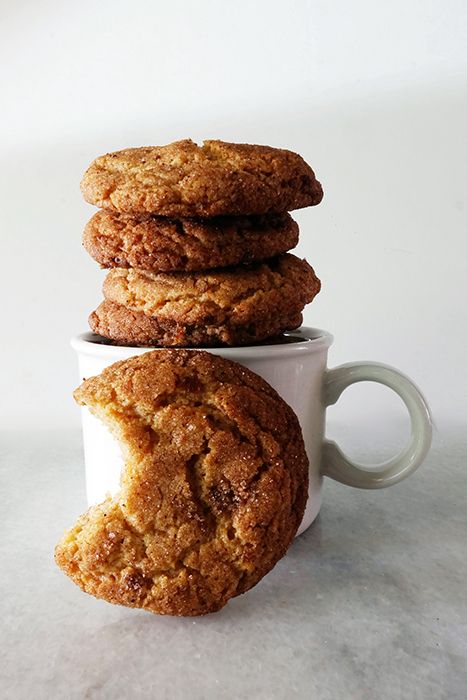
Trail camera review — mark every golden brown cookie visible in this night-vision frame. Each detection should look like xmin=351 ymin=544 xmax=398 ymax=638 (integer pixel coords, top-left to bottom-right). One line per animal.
xmin=90 ymin=254 xmax=321 ymax=346
xmin=55 ymin=350 xmax=309 ymax=615
xmin=89 ymin=300 xmax=304 ymax=347
xmin=83 ymin=210 xmax=299 ymax=272
xmin=80 ymin=139 xmax=323 ymax=217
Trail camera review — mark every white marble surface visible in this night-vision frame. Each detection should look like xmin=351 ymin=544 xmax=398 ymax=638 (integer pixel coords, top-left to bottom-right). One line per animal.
xmin=1 ymin=426 xmax=466 ymax=699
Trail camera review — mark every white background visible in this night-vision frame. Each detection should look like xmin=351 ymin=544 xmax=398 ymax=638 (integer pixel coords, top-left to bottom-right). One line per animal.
xmin=1 ymin=0 xmax=466 ymax=449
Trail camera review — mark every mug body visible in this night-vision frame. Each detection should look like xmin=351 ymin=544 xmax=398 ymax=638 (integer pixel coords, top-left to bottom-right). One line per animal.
xmin=71 ymin=328 xmax=334 ymax=535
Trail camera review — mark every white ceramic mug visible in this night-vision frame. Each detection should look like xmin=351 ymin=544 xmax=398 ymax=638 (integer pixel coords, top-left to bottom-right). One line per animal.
xmin=71 ymin=328 xmax=432 ymax=536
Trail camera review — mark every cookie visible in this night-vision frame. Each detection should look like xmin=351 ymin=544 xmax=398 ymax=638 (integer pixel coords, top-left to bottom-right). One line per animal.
xmin=80 ymin=139 xmax=323 ymax=217
xmin=55 ymin=349 xmax=309 ymax=615
xmin=83 ymin=210 xmax=299 ymax=272
xmin=89 ymin=300 xmax=304 ymax=347
xmin=90 ymin=254 xmax=321 ymax=346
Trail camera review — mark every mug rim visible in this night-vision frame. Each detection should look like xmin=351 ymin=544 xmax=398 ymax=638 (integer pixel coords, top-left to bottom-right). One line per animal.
xmin=71 ymin=327 xmax=334 ymax=360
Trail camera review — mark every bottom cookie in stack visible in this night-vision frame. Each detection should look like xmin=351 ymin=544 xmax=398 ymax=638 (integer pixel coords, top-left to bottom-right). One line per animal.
xmin=89 ymin=254 xmax=321 ymax=346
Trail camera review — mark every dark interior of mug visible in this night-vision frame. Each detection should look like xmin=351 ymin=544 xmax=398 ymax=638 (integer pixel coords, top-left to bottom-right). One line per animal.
xmin=80 ymin=329 xmax=316 ymax=348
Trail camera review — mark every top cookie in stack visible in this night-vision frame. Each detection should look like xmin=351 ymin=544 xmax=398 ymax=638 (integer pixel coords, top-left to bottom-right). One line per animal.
xmin=81 ymin=139 xmax=323 ymax=346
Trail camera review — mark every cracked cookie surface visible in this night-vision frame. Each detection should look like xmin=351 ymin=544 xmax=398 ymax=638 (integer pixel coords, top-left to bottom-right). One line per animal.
xmin=54 ymin=350 xmax=309 ymax=615
xmin=83 ymin=210 xmax=299 ymax=272
xmin=90 ymin=254 xmax=321 ymax=346
xmin=80 ymin=139 xmax=323 ymax=217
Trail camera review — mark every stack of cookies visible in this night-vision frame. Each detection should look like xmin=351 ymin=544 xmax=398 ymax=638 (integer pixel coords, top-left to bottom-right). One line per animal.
xmin=80 ymin=139 xmax=323 ymax=346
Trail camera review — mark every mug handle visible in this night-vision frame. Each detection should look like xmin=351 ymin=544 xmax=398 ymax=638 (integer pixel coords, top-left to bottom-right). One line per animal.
xmin=321 ymin=362 xmax=432 ymax=488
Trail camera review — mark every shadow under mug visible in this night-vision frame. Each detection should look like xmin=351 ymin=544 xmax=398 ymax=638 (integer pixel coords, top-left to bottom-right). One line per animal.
xmin=71 ymin=328 xmax=432 ymax=536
